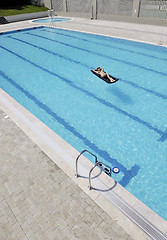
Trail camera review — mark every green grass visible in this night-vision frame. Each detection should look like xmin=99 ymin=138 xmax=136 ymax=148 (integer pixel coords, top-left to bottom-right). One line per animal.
xmin=0 ymin=5 xmax=49 ymax=17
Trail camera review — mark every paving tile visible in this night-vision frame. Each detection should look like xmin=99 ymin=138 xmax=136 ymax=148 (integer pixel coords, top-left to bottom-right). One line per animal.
xmin=0 ymin=226 xmax=8 ymax=240
xmin=16 ymin=230 xmax=28 ymax=240
xmin=26 ymin=229 xmax=38 ymax=240
xmin=0 ymin=110 xmax=135 ymax=240
xmin=12 ymin=221 xmax=23 ymax=234
xmin=36 ymin=230 xmax=49 ymax=240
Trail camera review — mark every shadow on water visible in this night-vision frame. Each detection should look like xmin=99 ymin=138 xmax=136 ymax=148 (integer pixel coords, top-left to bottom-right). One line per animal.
xmin=119 ymin=165 xmax=140 ymax=187
xmin=107 ymin=86 xmax=134 ymax=105
xmin=89 ymin=147 xmax=140 ymax=188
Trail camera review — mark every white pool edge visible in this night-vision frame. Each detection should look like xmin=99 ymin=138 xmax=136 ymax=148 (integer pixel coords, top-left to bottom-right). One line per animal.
xmin=29 ymin=16 xmax=73 ymax=24
xmin=29 ymin=16 xmax=167 ymax=48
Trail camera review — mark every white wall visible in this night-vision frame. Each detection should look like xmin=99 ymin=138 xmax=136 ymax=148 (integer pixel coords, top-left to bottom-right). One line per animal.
xmin=43 ymin=0 xmax=51 ymax=9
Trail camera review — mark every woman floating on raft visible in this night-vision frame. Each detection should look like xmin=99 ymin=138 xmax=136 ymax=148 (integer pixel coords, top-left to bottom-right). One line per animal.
xmin=91 ymin=67 xmax=119 ymax=84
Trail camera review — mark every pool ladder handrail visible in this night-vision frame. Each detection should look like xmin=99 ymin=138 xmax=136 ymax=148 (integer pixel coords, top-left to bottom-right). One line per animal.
xmin=48 ymin=9 xmax=55 ymax=28
xmin=88 ymin=161 xmax=104 ymax=190
xmin=75 ymin=149 xmax=97 ymax=178
xmin=76 ymin=150 xmax=166 ymax=240
xmin=75 ymin=150 xmax=114 ymax=190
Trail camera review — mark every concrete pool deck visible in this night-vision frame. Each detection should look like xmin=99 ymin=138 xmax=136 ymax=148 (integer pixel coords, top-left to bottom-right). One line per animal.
xmin=0 ymin=98 xmax=143 ymax=240
xmin=0 ymin=107 xmax=136 ymax=240
xmin=0 ymin=16 xmax=167 ymax=46
xmin=0 ymin=17 xmax=167 ymax=240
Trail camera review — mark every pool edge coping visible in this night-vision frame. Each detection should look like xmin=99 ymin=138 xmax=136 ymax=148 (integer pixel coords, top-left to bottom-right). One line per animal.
xmin=28 ymin=16 xmax=167 ymax=48
xmin=1 ymin=17 xmax=167 ymax=48
xmin=29 ymin=16 xmax=73 ymax=24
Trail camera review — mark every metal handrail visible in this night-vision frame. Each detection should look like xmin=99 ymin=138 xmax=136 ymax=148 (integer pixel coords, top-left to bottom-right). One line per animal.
xmin=76 ymin=149 xmax=120 ymax=190
xmin=75 ymin=150 xmax=97 ymax=178
xmin=89 ymin=161 xmax=103 ymax=190
xmin=89 ymin=162 xmax=120 ymax=190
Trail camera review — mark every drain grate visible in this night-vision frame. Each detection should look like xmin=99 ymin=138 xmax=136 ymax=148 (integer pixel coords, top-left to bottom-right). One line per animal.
xmin=105 ymin=190 xmax=167 ymax=240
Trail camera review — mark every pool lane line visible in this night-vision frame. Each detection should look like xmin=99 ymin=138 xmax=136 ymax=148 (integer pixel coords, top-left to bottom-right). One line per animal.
xmin=0 ymin=45 xmax=166 ymax=142
xmin=158 ymin=128 xmax=167 ymax=142
xmin=7 ymin=34 xmax=167 ymax=101
xmin=7 ymin=35 xmax=94 ymax=69
xmin=25 ymin=32 xmax=167 ymax=78
xmin=42 ymin=28 xmax=167 ymax=62
xmin=0 ymin=26 xmax=43 ymax=36
xmin=119 ymin=79 xmax=167 ymax=100
xmin=0 ymin=68 xmax=140 ymax=186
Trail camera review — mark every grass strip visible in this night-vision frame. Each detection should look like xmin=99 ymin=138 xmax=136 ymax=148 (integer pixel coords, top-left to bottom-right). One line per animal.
xmin=0 ymin=5 xmax=48 ymax=17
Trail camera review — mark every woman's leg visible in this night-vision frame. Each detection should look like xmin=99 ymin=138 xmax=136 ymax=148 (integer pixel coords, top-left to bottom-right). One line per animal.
xmin=106 ymin=73 xmax=114 ymax=82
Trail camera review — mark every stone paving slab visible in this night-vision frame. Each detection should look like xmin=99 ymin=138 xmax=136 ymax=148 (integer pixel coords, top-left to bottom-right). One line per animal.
xmin=0 ymin=108 xmax=134 ymax=240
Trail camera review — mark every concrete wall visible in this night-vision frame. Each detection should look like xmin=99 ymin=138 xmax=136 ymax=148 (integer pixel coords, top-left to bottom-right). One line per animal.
xmin=43 ymin=0 xmax=167 ymax=26
xmin=43 ymin=0 xmax=52 ymax=9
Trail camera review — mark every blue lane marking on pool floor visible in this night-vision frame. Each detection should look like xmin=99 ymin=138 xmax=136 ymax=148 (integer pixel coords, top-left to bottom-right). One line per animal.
xmin=7 ymin=34 xmax=167 ymax=101
xmin=120 ymin=78 xmax=167 ymax=100
xmin=7 ymin=35 xmax=94 ymax=69
xmin=0 ymin=26 xmax=43 ymax=35
xmin=25 ymin=32 xmax=167 ymax=77
xmin=0 ymin=69 xmax=141 ymax=186
xmin=158 ymin=128 xmax=167 ymax=142
xmin=0 ymin=45 xmax=165 ymax=141
xmin=42 ymin=28 xmax=167 ymax=62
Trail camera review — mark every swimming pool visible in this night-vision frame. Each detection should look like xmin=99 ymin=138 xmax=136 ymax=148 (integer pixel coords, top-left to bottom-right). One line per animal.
xmin=0 ymin=26 xmax=167 ymax=221
xmin=33 ymin=18 xmax=71 ymax=23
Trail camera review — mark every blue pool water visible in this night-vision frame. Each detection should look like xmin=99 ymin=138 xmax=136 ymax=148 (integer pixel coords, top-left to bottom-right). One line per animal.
xmin=33 ymin=18 xmax=71 ymax=23
xmin=0 ymin=27 xmax=167 ymax=220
